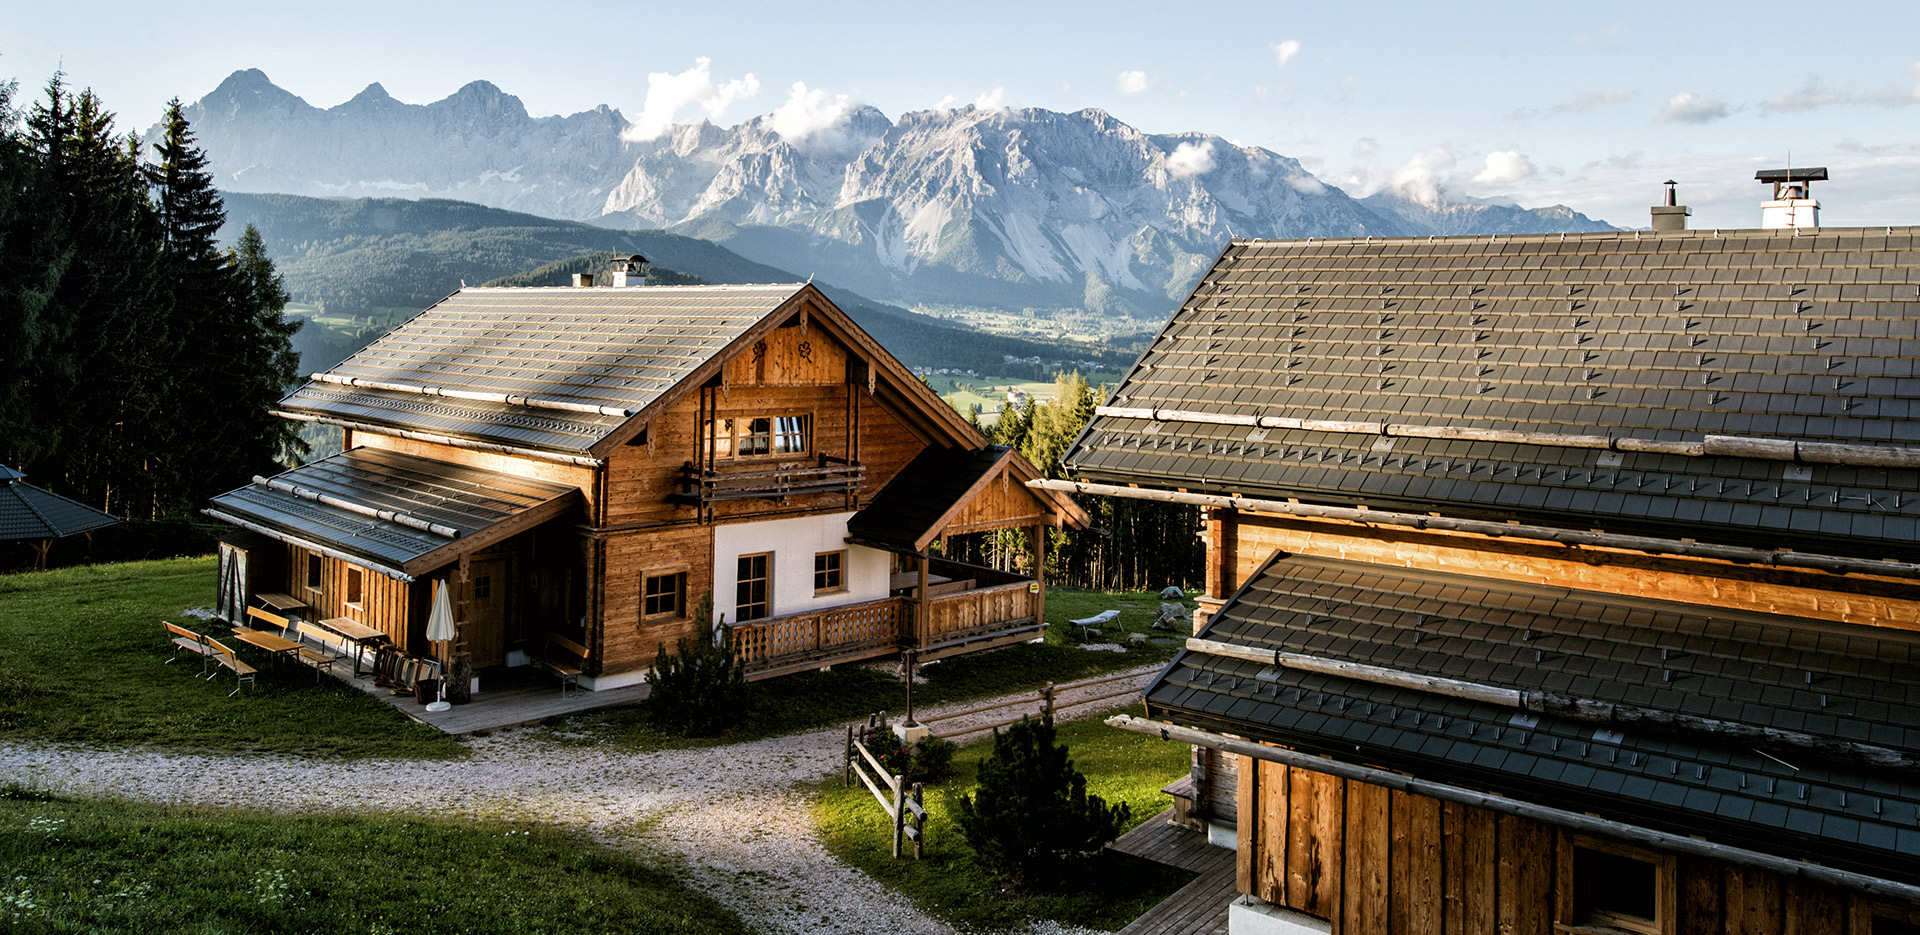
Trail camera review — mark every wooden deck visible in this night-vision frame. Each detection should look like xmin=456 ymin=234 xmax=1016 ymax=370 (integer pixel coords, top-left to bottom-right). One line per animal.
xmin=1109 ymin=809 xmax=1237 ymax=935
xmin=335 ymin=662 xmax=651 ymax=735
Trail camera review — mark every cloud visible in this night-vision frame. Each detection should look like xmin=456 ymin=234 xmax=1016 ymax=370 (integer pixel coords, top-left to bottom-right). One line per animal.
xmin=621 ymin=58 xmax=760 ymax=141
xmin=1166 ymin=141 xmax=1217 ymax=179
xmin=1657 ymin=91 xmax=1731 ymax=124
xmin=1273 ymin=40 xmax=1301 ymax=69
xmin=1473 ymin=150 xmax=1535 ymax=186
xmin=1508 ymin=88 xmax=1631 ymax=121
xmin=770 ymin=81 xmax=854 ymax=144
xmin=975 ymin=87 xmax=1006 ymax=111
xmin=1117 ymin=70 xmax=1149 ymax=94
xmin=1762 ymin=80 xmax=1842 ymax=114
xmin=1388 ymin=146 xmax=1457 ymax=206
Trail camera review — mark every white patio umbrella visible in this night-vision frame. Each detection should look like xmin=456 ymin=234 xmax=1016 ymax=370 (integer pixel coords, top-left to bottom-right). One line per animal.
xmin=424 ymin=579 xmax=455 ymax=712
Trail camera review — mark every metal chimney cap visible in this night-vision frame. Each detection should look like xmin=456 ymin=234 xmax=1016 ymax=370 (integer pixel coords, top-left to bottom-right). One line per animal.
xmin=1755 ymin=167 xmax=1829 ymax=183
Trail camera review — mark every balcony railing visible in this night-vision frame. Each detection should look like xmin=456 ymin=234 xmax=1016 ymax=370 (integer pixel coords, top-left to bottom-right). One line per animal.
xmin=670 ymin=456 xmax=864 ymax=505
xmin=732 ymin=596 xmax=906 ymax=677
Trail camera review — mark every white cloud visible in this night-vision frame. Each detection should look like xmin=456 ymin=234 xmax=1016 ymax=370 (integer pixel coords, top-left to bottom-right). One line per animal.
xmin=1273 ymin=40 xmax=1302 ymax=69
xmin=1166 ymin=141 xmax=1216 ymax=179
xmin=1389 ymin=146 xmax=1457 ymax=206
xmin=621 ymin=57 xmax=760 ymax=141
xmin=933 ymin=94 xmax=960 ymax=110
xmin=770 ymin=81 xmax=854 ymax=144
xmin=975 ymin=87 xmax=1006 ymax=111
xmin=1657 ymin=91 xmax=1731 ymax=124
xmin=1116 ymin=70 xmax=1149 ymax=94
xmin=1473 ymin=150 xmax=1536 ymax=186
xmin=1509 ymin=88 xmax=1632 ymax=121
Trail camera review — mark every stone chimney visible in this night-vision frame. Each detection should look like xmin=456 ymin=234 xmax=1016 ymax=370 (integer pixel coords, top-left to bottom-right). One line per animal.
xmin=1757 ymin=167 xmax=1827 ymax=229
xmin=610 ymin=255 xmax=649 ymax=287
xmin=571 ymin=273 xmax=595 ymax=287
xmin=1650 ymin=180 xmax=1690 ymax=232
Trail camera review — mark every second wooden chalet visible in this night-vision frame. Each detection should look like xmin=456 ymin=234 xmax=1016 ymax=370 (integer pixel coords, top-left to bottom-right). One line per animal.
xmin=1051 ymin=197 xmax=1920 ymax=933
xmin=207 ymin=265 xmax=1086 ymax=689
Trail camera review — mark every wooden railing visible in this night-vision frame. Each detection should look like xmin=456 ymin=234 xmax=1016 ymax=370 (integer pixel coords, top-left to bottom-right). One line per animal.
xmin=671 ymin=457 xmax=864 ymax=505
xmin=732 ymin=597 xmax=906 ymax=670
xmin=927 ymin=580 xmax=1036 ymax=642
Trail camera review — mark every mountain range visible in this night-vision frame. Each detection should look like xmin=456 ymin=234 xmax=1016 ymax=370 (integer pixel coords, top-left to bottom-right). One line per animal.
xmin=180 ymin=69 xmax=1614 ymax=321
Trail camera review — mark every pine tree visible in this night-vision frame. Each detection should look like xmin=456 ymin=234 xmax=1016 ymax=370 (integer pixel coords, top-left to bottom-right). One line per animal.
xmin=955 ymin=714 xmax=1130 ymax=890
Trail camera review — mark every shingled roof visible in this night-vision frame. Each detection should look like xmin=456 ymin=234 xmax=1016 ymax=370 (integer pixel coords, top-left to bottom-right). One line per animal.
xmin=1151 ymin=551 xmax=1920 ymax=886
xmin=1064 ymin=229 xmax=1920 ymax=558
xmin=0 ymin=465 xmax=118 ymax=541
xmin=278 ymin=284 xmax=809 ymax=456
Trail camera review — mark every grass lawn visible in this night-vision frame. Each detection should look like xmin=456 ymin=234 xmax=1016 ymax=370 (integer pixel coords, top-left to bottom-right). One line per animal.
xmin=0 ymin=787 xmax=746 ymax=935
xmin=540 ymin=588 xmax=1188 ymax=752
xmin=0 ymin=557 xmax=461 ymax=759
xmin=814 ymin=706 xmax=1194 ymax=932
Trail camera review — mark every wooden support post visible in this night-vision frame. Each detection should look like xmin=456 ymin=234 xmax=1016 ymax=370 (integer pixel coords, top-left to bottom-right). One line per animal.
xmin=448 ymin=554 xmax=473 ymax=704
xmin=844 ymin=724 xmax=854 ymax=787
xmin=1043 ymin=681 xmax=1055 ymax=719
xmin=891 ymin=775 xmax=907 ymax=859
xmin=911 ymin=783 xmax=925 ymax=860
xmin=1029 ymin=524 xmax=1046 ymax=628
xmin=915 ymin=554 xmax=930 ymax=648
xmin=901 ymin=649 xmax=918 ymax=727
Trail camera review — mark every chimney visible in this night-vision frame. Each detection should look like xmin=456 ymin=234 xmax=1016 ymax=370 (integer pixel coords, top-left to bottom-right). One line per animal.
xmin=1756 ymin=166 xmax=1827 ymax=229
xmin=571 ymin=273 xmax=595 ymax=287
xmin=1650 ymin=180 xmax=1690 ymax=232
xmin=610 ymin=255 xmax=649 ymax=288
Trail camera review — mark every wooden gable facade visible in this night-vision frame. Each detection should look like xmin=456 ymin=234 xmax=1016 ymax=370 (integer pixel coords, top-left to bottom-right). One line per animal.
xmin=1053 ymin=229 xmax=1920 ymax=934
xmin=210 ymin=277 xmax=1084 ymax=693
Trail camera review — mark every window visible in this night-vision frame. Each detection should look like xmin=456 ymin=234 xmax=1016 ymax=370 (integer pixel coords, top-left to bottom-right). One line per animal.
xmin=814 ymin=551 xmax=845 ymax=594
xmin=644 ymin=572 xmax=685 ymax=619
xmin=707 ymin=414 xmax=811 ymax=458
xmin=736 ymin=553 xmax=770 ymax=621
xmin=1560 ymin=835 xmax=1672 ymax=935
xmin=473 ymin=574 xmax=492 ymax=600
xmin=305 ymin=554 xmax=322 ymax=591
xmin=345 ymin=567 xmax=364 ymax=607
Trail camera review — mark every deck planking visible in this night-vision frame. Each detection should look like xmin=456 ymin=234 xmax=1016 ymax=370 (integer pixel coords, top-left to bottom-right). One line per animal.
xmin=1109 ymin=809 xmax=1238 ymax=935
xmin=326 ymin=657 xmax=651 ymax=734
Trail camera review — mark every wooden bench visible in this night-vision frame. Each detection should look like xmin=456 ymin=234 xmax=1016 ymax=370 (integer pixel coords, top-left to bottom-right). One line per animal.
xmin=163 ymin=620 xmax=217 ymax=675
xmin=292 ymin=621 xmax=345 ymax=681
xmin=530 ymin=633 xmax=587 ymax=697
xmin=206 ymin=638 xmax=257 ymax=698
xmin=245 ymin=605 xmax=291 ymax=635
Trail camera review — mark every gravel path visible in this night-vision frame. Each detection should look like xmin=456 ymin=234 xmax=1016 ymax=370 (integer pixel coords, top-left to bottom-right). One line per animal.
xmin=0 ymin=664 xmax=1162 ymax=935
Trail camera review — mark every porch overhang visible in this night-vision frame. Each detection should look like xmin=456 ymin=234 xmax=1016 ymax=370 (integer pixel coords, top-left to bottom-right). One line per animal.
xmin=845 ymin=446 xmax=1090 ymax=555
xmin=205 ymin=447 xmax=583 ymax=580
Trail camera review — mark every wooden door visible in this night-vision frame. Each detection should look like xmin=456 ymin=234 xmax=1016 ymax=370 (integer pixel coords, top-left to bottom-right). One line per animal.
xmin=466 ymin=558 xmax=509 ymax=668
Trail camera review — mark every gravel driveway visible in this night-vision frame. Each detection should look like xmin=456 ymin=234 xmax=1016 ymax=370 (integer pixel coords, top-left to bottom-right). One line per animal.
xmin=0 ymin=665 xmax=1162 ymax=935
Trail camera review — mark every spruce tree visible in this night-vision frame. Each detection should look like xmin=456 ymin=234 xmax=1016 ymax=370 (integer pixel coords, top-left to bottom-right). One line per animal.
xmin=955 ymin=714 xmax=1130 ymax=890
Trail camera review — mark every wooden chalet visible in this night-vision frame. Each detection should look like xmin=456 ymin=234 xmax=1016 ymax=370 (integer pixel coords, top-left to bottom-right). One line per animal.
xmin=1050 ymin=224 xmax=1920 ymax=934
xmin=207 ymin=271 xmax=1086 ymax=690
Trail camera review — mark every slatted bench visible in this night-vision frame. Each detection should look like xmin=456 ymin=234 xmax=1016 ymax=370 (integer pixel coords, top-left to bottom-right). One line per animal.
xmin=530 ymin=633 xmax=587 ymax=697
xmin=163 ymin=620 xmax=217 ymax=675
xmin=289 ymin=620 xmax=344 ymax=681
xmin=207 ymin=637 xmax=257 ymax=697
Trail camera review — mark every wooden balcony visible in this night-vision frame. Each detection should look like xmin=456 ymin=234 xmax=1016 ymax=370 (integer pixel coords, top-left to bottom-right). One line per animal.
xmin=922 ymin=575 xmax=1042 ymax=660
xmin=732 ymin=597 xmax=906 ymax=680
xmin=670 ymin=455 xmax=864 ymax=505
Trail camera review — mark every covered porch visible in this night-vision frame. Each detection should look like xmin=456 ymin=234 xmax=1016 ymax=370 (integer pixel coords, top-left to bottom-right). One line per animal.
xmin=731 ymin=445 xmax=1088 ymax=679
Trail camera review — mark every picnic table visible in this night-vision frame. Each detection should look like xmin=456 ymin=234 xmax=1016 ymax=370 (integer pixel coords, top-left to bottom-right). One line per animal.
xmin=253 ymin=591 xmax=310 ymax=614
xmin=229 ymin=627 xmax=302 ymax=661
xmin=318 ymin=617 xmax=390 ymax=676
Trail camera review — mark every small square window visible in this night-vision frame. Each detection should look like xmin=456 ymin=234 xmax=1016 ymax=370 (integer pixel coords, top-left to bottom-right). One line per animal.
xmin=644 ymin=572 xmax=685 ymax=619
xmin=305 ymin=554 xmax=322 ymax=591
xmin=814 ymin=551 xmax=845 ymax=594
xmin=736 ymin=553 xmax=770 ymax=621
xmin=1563 ymin=836 xmax=1671 ymax=935
xmin=473 ymin=574 xmax=491 ymax=600
xmin=345 ymin=567 xmax=364 ymax=607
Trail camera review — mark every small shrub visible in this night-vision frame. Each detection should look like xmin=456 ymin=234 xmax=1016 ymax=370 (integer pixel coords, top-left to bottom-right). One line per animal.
xmin=644 ymin=592 xmax=749 ymax=736
xmin=955 ymin=714 xmax=1130 ymax=890
xmin=911 ymin=734 xmax=958 ymax=783
xmin=858 ymin=728 xmax=959 ymax=785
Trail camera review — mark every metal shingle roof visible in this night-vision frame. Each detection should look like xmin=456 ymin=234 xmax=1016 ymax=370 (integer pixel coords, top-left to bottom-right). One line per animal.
xmin=206 ymin=447 xmax=581 ymax=574
xmin=0 ymin=467 xmax=118 ymax=541
xmin=279 ymin=284 xmax=807 ymax=454
xmin=1066 ymin=229 xmax=1920 ymax=555
xmin=1148 ymin=552 xmax=1920 ymax=885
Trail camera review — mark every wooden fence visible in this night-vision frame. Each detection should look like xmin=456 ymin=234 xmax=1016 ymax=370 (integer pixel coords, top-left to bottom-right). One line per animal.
xmin=844 ymin=713 xmax=927 ymax=859
xmin=926 ymin=580 xmax=1036 ymax=642
xmin=918 ymin=670 xmax=1147 ymax=742
xmin=733 ymin=597 xmax=905 ymax=669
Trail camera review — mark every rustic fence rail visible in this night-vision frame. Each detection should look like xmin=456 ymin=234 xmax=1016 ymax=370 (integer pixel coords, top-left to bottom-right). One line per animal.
xmin=844 ymin=713 xmax=927 ymax=859
xmin=920 ymin=670 xmax=1148 ymax=742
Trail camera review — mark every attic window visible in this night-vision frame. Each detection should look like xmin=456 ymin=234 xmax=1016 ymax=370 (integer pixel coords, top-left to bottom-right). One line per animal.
xmin=710 ymin=415 xmax=811 ymax=458
xmin=1559 ymin=835 xmax=1673 ymax=935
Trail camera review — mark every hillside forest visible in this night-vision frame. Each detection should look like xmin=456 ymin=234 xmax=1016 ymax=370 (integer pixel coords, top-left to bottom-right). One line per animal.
xmin=0 ymin=74 xmax=298 ymax=523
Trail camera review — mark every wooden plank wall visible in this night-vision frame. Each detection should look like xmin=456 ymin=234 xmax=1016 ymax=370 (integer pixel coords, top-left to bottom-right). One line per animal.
xmin=598 ymin=524 xmax=715 ymax=674
xmin=943 ymin=468 xmax=1052 ymax=535
xmin=353 ymin=434 xmax=597 ymax=502
xmin=282 ymin=545 xmax=417 ymax=652
xmin=1236 ymin=758 xmax=1879 ymax=935
xmin=1220 ymin=511 xmax=1920 ymax=635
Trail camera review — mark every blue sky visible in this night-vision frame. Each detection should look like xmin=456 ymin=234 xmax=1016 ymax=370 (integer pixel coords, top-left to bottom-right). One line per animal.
xmin=8 ymin=0 xmax=1918 ymax=229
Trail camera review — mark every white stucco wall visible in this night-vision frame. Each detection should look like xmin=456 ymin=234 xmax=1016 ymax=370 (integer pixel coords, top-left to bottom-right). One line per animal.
xmin=711 ymin=512 xmax=890 ymax=625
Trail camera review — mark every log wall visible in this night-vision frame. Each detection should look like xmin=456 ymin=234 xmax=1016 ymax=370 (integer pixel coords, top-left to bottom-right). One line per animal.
xmin=598 ymin=524 xmax=715 ymax=675
xmin=1212 ymin=511 xmax=1920 ymax=635
xmin=281 ymin=545 xmax=420 ymax=652
xmin=1235 ymin=759 xmax=1908 ymax=935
